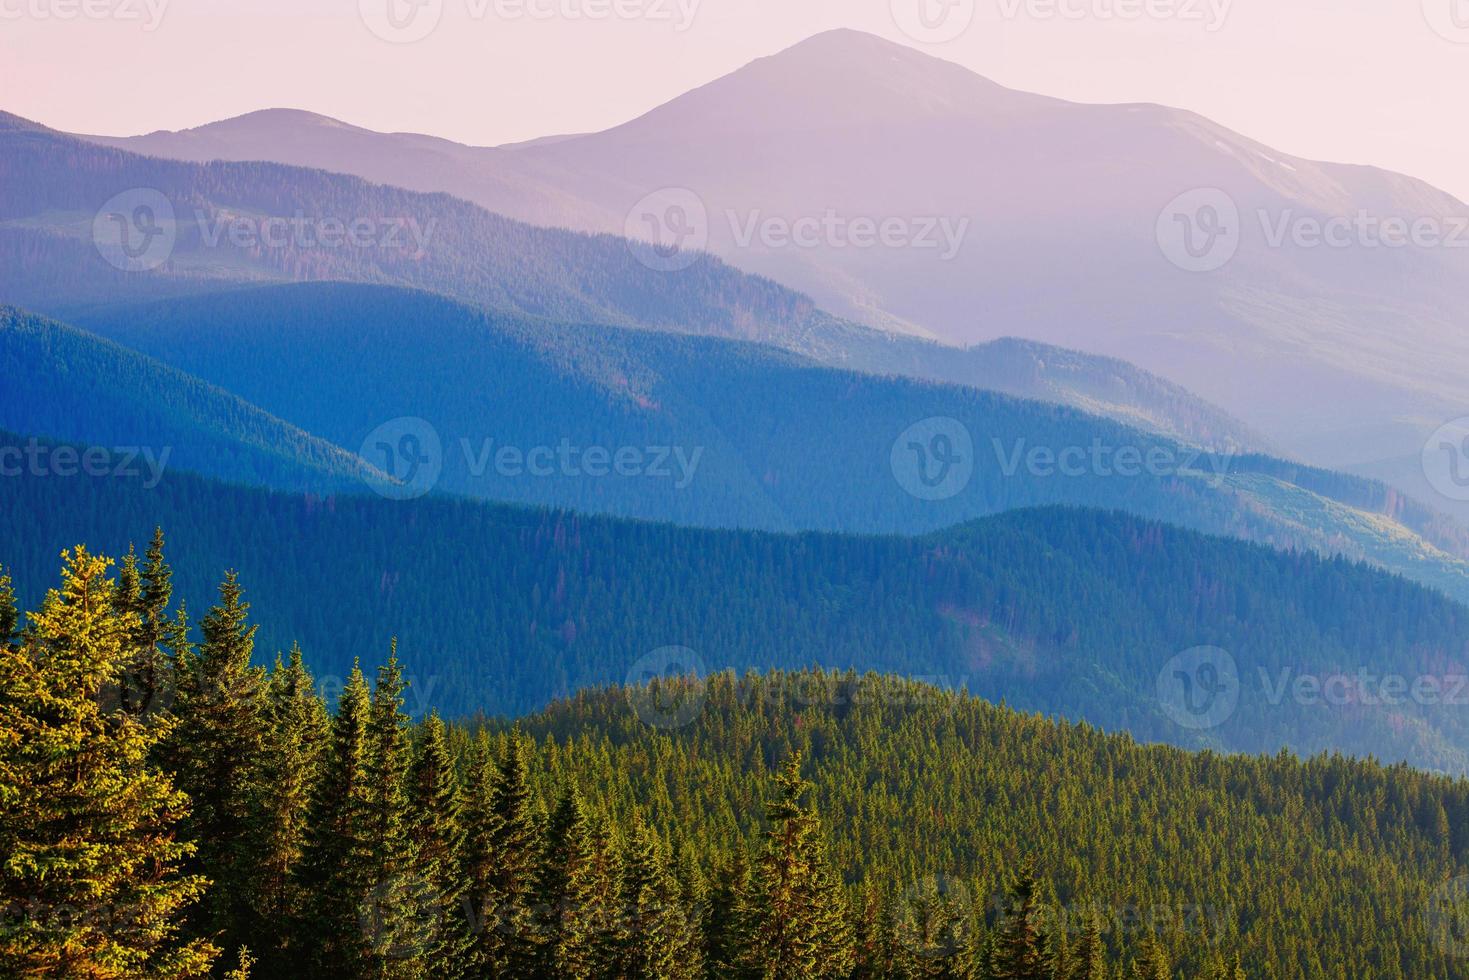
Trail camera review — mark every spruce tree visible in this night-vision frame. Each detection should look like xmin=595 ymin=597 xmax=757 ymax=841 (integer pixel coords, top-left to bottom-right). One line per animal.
xmin=1069 ymin=910 xmax=1107 ymax=980
xmin=361 ymin=647 xmax=430 ymax=978
xmin=298 ymin=662 xmax=374 ymax=977
xmin=990 ymin=859 xmax=1049 ymax=980
xmin=252 ymin=644 xmax=329 ymax=974
xmin=134 ymin=527 xmax=175 ymax=716
xmin=618 ymin=812 xmax=694 ymax=979
xmin=0 ymin=547 xmax=216 ymax=977
xmin=408 ymin=711 xmax=471 ymax=980
xmin=461 ymin=732 xmax=503 ymax=977
xmin=483 ymin=727 xmax=544 ymax=974
xmin=1130 ymin=936 xmax=1172 ymax=980
xmin=164 ymin=571 xmax=269 ymax=955
xmin=738 ymin=751 xmax=853 ymax=979
xmin=0 ymin=567 xmax=17 ymax=648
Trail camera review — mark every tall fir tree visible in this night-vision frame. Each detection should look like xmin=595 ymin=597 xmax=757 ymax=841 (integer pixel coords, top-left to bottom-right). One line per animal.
xmin=133 ymin=527 xmax=175 ymax=716
xmin=989 ymin=858 xmax=1049 ymax=980
xmin=737 ymin=751 xmax=854 ymax=979
xmin=163 ymin=571 xmax=270 ymax=956
xmin=252 ymin=644 xmax=329 ymax=975
xmin=0 ymin=547 xmax=216 ymax=977
xmin=360 ymin=647 xmax=430 ymax=978
xmin=0 ymin=567 xmax=17 ymax=649
xmin=1130 ymin=935 xmax=1172 ymax=980
xmin=298 ymin=662 xmax=374 ymax=977
xmin=1068 ymin=910 xmax=1107 ymax=980
xmin=407 ymin=711 xmax=471 ymax=980
xmin=618 ymin=812 xmax=697 ymax=980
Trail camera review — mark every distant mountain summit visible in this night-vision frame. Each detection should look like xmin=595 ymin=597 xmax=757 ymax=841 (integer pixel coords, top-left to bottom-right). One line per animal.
xmin=77 ymin=29 xmax=1469 ymax=503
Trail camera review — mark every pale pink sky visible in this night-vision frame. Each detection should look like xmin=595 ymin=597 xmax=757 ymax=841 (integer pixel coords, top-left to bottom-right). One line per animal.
xmin=3 ymin=0 xmax=1467 ymax=200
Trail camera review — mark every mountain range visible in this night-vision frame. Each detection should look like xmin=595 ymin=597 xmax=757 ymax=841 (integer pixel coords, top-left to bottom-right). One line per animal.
xmin=82 ymin=29 xmax=1469 ymax=508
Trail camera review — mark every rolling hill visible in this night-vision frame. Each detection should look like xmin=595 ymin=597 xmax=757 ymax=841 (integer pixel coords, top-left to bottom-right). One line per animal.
xmin=0 ymin=109 xmax=1257 ymax=454
xmin=65 ymin=282 xmax=1469 ymax=605
xmin=88 ymin=30 xmax=1469 ymax=500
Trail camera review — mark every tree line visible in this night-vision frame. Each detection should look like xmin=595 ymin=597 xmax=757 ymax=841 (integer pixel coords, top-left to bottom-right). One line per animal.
xmin=2 ymin=538 xmax=1465 ymax=977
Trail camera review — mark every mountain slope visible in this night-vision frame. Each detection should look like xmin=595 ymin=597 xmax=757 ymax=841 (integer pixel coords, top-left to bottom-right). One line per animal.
xmin=9 ymin=450 xmax=1469 ymax=774
xmin=85 ymin=31 xmax=1469 ymax=488
xmin=22 ymin=109 xmax=1257 ymax=452
xmin=0 ymin=306 xmax=384 ymax=492
xmin=67 ymin=283 xmax=1469 ymax=604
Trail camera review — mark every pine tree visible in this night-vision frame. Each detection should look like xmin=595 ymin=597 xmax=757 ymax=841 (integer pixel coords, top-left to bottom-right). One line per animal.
xmin=1069 ymin=910 xmax=1107 ymax=980
xmin=252 ymin=644 xmax=329 ymax=974
xmin=163 ymin=571 xmax=269 ymax=955
xmin=0 ymin=567 xmax=17 ymax=649
xmin=738 ymin=751 xmax=854 ymax=979
xmin=0 ymin=547 xmax=216 ymax=977
xmin=407 ymin=711 xmax=471 ymax=980
xmin=618 ymin=812 xmax=693 ymax=979
xmin=990 ymin=859 xmax=1049 ymax=980
xmin=134 ymin=527 xmax=174 ymax=716
xmin=1130 ymin=936 xmax=1171 ymax=980
xmin=298 ymin=662 xmax=374 ymax=977
xmin=360 ymin=647 xmax=430 ymax=978
xmin=461 ymin=732 xmax=503 ymax=977
xmin=480 ymin=727 xmax=544 ymax=975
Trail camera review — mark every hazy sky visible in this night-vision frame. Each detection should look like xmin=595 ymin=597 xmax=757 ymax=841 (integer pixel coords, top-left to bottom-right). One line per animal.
xmin=3 ymin=0 xmax=1467 ymax=199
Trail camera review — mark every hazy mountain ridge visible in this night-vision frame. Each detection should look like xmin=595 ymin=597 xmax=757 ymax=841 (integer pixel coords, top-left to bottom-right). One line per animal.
xmin=61 ymin=283 xmax=1469 ymax=606
xmin=77 ymin=32 xmax=1469 ymax=492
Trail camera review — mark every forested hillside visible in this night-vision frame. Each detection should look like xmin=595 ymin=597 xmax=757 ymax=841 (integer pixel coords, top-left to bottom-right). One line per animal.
xmin=8 ymin=444 xmax=1469 ymax=772
xmin=0 ymin=115 xmax=1256 ymax=451
xmin=0 ymin=306 xmax=386 ymax=492
xmin=3 ymin=550 xmax=1466 ymax=978
xmin=47 ymin=284 xmax=1469 ymax=603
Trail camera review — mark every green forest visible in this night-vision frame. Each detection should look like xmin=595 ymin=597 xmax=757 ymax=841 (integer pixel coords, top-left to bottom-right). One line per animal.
xmin=5 ymin=542 xmax=1469 ymax=978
